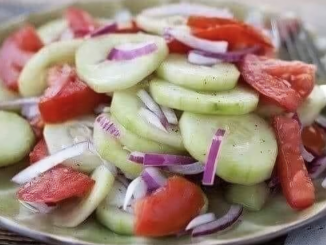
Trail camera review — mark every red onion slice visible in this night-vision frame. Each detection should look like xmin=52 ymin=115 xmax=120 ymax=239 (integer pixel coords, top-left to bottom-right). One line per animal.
xmin=189 ymin=46 xmax=260 ymax=63
xmin=123 ymin=176 xmax=147 ymax=211
xmin=202 ymin=129 xmax=226 ymax=186
xmin=167 ymin=162 xmax=204 ymax=175
xmin=94 ymin=104 xmax=110 ymax=115
xmin=137 ymin=89 xmax=168 ymax=127
xmin=139 ymin=108 xmax=167 ymax=132
xmin=143 ymin=153 xmax=195 ymax=166
xmin=300 ymin=144 xmax=315 ymax=163
xmin=129 ymin=151 xmax=144 ymax=164
xmin=268 ymin=176 xmax=280 ymax=189
xmin=141 ymin=167 xmax=167 ymax=192
xmin=107 ymin=41 xmax=157 ymax=61
xmin=186 ymin=213 xmax=216 ymax=231
xmin=315 ymin=115 xmax=326 ymax=129
xmin=21 ymin=104 xmax=40 ymax=120
xmin=95 ymin=114 xmax=120 ymax=137
xmin=192 ymin=205 xmax=243 ymax=237
xmin=188 ymin=51 xmax=221 ymax=66
xmin=169 ymin=29 xmax=228 ymax=54
xmin=160 ymin=106 xmax=178 ymax=125
xmin=0 ymin=97 xmax=39 ymax=109
xmin=141 ymin=3 xmax=233 ymax=18
xmin=310 ymin=155 xmax=326 ymax=179
xmin=12 ymin=142 xmax=90 ymax=185
xmin=90 ymin=23 xmax=118 ymax=37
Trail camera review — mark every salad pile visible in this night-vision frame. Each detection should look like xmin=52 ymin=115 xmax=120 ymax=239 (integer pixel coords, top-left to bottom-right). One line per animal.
xmin=0 ymin=3 xmax=326 ymax=238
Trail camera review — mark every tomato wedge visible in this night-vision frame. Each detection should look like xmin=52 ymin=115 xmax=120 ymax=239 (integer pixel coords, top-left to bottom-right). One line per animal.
xmin=272 ymin=115 xmax=315 ymax=210
xmin=135 ymin=176 xmax=204 ymax=237
xmin=38 ymin=65 xmax=107 ymax=123
xmin=29 ymin=139 xmax=49 ymax=164
xmin=302 ymin=124 xmax=326 ymax=156
xmin=65 ymin=7 xmax=98 ymax=37
xmin=17 ymin=165 xmax=94 ymax=203
xmin=240 ymin=54 xmax=315 ymax=111
xmin=187 ymin=16 xmax=274 ymax=55
xmin=0 ymin=25 xmax=43 ymax=91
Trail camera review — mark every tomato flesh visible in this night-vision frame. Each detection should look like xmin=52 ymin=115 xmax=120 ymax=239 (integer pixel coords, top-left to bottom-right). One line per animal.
xmin=29 ymin=139 xmax=49 ymax=164
xmin=0 ymin=25 xmax=43 ymax=91
xmin=272 ymin=116 xmax=315 ymax=210
xmin=38 ymin=65 xmax=107 ymax=123
xmin=240 ymin=54 xmax=315 ymax=111
xmin=134 ymin=176 xmax=204 ymax=237
xmin=65 ymin=7 xmax=98 ymax=37
xmin=302 ymin=124 xmax=326 ymax=156
xmin=187 ymin=16 xmax=274 ymax=55
xmin=17 ymin=165 xmax=94 ymax=203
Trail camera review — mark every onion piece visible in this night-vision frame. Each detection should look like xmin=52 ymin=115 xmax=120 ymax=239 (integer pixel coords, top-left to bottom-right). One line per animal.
xmin=0 ymin=97 xmax=39 ymax=109
xmin=137 ymin=89 xmax=168 ymax=127
xmin=19 ymin=201 xmax=56 ymax=214
xmin=167 ymin=162 xmax=204 ymax=175
xmin=268 ymin=176 xmax=280 ymax=189
xmin=123 ymin=176 xmax=147 ymax=211
xmin=144 ymin=153 xmax=195 ymax=166
xmin=12 ymin=142 xmax=90 ymax=185
xmin=192 ymin=205 xmax=243 ymax=237
xmin=21 ymin=104 xmax=40 ymax=120
xmin=129 ymin=151 xmax=145 ymax=164
xmin=95 ymin=114 xmax=120 ymax=137
xmin=300 ymin=145 xmax=315 ymax=163
xmin=315 ymin=115 xmax=326 ymax=129
xmin=160 ymin=106 xmax=178 ymax=125
xmin=310 ymin=155 xmax=326 ymax=179
xmin=188 ymin=51 xmax=221 ymax=66
xmin=189 ymin=46 xmax=260 ymax=63
xmin=89 ymin=23 xmax=118 ymax=37
xmin=107 ymin=41 xmax=157 ymax=61
xmin=202 ymin=129 xmax=226 ymax=186
xmin=141 ymin=167 xmax=167 ymax=192
xmin=186 ymin=213 xmax=216 ymax=231
xmin=141 ymin=3 xmax=233 ymax=18
xmin=169 ymin=29 xmax=228 ymax=54
xmin=139 ymin=107 xmax=167 ymax=132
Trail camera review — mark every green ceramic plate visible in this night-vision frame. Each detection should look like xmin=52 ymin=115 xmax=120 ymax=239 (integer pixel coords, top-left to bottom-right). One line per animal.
xmin=1 ymin=1 xmax=326 ymax=245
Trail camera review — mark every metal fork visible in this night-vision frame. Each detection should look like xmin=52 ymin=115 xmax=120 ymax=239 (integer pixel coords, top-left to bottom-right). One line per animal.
xmin=271 ymin=18 xmax=326 ymax=79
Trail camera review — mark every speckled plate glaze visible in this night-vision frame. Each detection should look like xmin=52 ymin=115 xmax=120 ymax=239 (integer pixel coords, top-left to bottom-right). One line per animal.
xmin=0 ymin=1 xmax=326 ymax=245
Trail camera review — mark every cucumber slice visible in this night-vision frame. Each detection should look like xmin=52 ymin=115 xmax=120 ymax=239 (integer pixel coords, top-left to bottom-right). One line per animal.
xmin=43 ymin=120 xmax=102 ymax=173
xmin=0 ymin=81 xmax=20 ymax=111
xmin=225 ymin=182 xmax=270 ymax=211
xmin=52 ymin=165 xmax=115 ymax=227
xmin=37 ymin=19 xmax=68 ymax=44
xmin=298 ymin=85 xmax=326 ymax=126
xmin=76 ymin=34 xmax=168 ymax=93
xmin=110 ymin=115 xmax=182 ymax=154
xmin=0 ymin=111 xmax=35 ymax=167
xmin=180 ymin=112 xmax=278 ymax=185
xmin=96 ymin=204 xmax=134 ymax=235
xmin=150 ymin=79 xmax=259 ymax=115
xmin=93 ymin=115 xmax=143 ymax=178
xmin=18 ymin=39 xmax=83 ymax=97
xmin=110 ymin=89 xmax=184 ymax=150
xmin=156 ymin=54 xmax=240 ymax=91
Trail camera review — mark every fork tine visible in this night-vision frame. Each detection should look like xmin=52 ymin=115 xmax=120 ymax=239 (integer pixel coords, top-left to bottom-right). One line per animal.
xmin=299 ymin=24 xmax=326 ymax=78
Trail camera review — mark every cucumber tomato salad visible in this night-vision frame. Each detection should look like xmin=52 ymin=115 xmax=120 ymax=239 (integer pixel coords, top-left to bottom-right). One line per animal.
xmin=0 ymin=3 xmax=325 ymax=238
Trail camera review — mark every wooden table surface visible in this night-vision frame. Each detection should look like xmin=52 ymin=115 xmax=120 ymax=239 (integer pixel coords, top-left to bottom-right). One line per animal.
xmin=0 ymin=0 xmax=324 ymax=244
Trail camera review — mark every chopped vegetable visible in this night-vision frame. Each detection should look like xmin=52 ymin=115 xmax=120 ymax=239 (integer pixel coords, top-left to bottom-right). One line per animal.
xmin=129 ymin=152 xmax=195 ymax=166
xmin=29 ymin=139 xmax=49 ymax=164
xmin=141 ymin=167 xmax=167 ymax=192
xmin=302 ymin=124 xmax=326 ymax=156
xmin=185 ymin=213 xmax=216 ymax=231
xmin=108 ymin=42 xmax=158 ymax=61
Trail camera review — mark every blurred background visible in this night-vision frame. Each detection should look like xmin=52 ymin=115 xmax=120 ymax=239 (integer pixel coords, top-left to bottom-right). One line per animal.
xmin=0 ymin=0 xmax=325 ymax=34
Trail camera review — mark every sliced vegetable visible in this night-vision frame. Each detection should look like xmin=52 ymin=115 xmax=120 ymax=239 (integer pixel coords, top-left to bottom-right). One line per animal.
xmin=0 ymin=111 xmax=35 ymax=167
xmin=141 ymin=167 xmax=167 ymax=192
xmin=39 ymin=65 xmax=107 ymax=123
xmin=302 ymin=124 xmax=326 ymax=156
xmin=192 ymin=205 xmax=243 ymax=237
xmin=202 ymin=129 xmax=225 ymax=186
xmin=186 ymin=213 xmax=216 ymax=231
xmin=52 ymin=165 xmax=115 ymax=227
xmin=108 ymin=42 xmax=158 ymax=61
xmin=310 ymin=156 xmax=326 ymax=179
xmin=29 ymin=139 xmax=48 ymax=164
xmin=123 ymin=176 xmax=147 ymax=211
xmin=156 ymin=54 xmax=240 ymax=92
xmin=0 ymin=81 xmax=20 ymax=110
xmin=149 ymin=79 xmax=259 ymax=115
xmin=272 ymin=116 xmax=315 ymax=210
xmin=188 ymin=51 xmax=221 ymax=66
xmin=96 ymin=114 xmax=120 ymax=137
xmin=225 ymin=183 xmax=270 ymax=211
xmin=129 ymin=152 xmax=194 ymax=166
xmin=0 ymin=97 xmax=39 ymax=110
xmin=90 ymin=23 xmax=118 ymax=37
xmin=167 ymin=162 xmax=204 ymax=175
xmin=160 ymin=106 xmax=178 ymax=125
xmin=134 ymin=176 xmax=204 ymax=237
xmin=17 ymin=165 xmax=94 ymax=203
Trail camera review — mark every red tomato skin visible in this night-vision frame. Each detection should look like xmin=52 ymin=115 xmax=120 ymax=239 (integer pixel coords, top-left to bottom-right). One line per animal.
xmin=302 ymin=124 xmax=326 ymax=156
xmin=134 ymin=176 xmax=204 ymax=237
xmin=38 ymin=65 xmax=107 ymax=123
xmin=167 ymin=39 xmax=192 ymax=54
xmin=29 ymin=139 xmax=49 ymax=164
xmin=115 ymin=21 xmax=141 ymax=33
xmin=17 ymin=165 xmax=95 ymax=203
xmin=0 ymin=25 xmax=43 ymax=91
xmin=188 ymin=16 xmax=274 ymax=55
xmin=240 ymin=54 xmax=305 ymax=111
xmin=272 ymin=116 xmax=315 ymax=210
xmin=65 ymin=7 xmax=98 ymax=37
